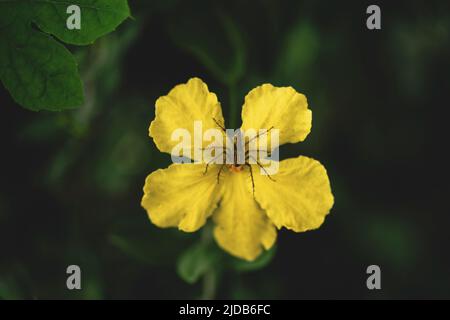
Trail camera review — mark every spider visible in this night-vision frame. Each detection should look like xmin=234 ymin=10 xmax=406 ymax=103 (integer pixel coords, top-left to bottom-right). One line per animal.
xmin=202 ymin=118 xmax=275 ymax=196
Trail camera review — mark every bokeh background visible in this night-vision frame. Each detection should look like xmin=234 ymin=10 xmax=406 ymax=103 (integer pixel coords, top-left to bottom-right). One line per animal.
xmin=1 ymin=0 xmax=450 ymax=299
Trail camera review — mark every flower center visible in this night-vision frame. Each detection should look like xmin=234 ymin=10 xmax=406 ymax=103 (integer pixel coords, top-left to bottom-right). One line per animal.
xmin=227 ymin=164 xmax=244 ymax=173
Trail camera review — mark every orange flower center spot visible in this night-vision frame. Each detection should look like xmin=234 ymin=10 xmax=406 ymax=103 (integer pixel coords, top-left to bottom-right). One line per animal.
xmin=227 ymin=164 xmax=244 ymax=173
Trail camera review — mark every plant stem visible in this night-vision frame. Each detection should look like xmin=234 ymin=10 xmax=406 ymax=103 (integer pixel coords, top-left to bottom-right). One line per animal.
xmin=201 ymin=268 xmax=217 ymax=300
xmin=200 ymin=223 xmax=216 ymax=300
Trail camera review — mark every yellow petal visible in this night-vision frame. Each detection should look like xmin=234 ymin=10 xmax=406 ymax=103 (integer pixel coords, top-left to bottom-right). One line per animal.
xmin=141 ymin=163 xmax=223 ymax=232
xmin=252 ymin=156 xmax=334 ymax=232
xmin=213 ymin=168 xmax=277 ymax=261
xmin=241 ymin=84 xmax=312 ymax=146
xmin=150 ymin=77 xmax=225 ymax=157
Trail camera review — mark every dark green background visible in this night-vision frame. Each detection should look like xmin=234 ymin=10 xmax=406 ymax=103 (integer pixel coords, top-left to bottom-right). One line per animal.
xmin=1 ymin=0 xmax=449 ymax=299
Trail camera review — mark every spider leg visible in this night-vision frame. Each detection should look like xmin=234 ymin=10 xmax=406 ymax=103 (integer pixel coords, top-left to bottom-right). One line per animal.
xmin=244 ymin=126 xmax=274 ymax=147
xmin=217 ymin=164 xmax=225 ymax=184
xmin=200 ymin=145 xmax=231 ymax=167
xmin=203 ymin=151 xmax=224 ymax=175
xmin=245 ymin=163 xmax=256 ymax=198
xmin=213 ymin=117 xmax=226 ymax=132
xmin=245 ymin=149 xmax=272 ymax=158
xmin=248 ymin=154 xmax=276 ymax=182
xmin=199 ymin=145 xmax=227 ymax=151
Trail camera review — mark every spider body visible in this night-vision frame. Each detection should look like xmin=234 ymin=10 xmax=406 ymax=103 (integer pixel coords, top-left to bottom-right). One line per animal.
xmin=202 ymin=118 xmax=275 ymax=196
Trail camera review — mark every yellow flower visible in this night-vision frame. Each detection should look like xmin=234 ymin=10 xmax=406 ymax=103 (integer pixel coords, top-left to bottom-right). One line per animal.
xmin=141 ymin=77 xmax=334 ymax=261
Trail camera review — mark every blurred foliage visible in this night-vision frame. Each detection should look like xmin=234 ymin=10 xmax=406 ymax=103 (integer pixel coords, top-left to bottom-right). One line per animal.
xmin=230 ymin=246 xmax=277 ymax=273
xmin=177 ymin=239 xmax=220 ymax=285
xmin=168 ymin=9 xmax=246 ymax=87
xmin=0 ymin=0 xmax=130 ymax=111
xmin=176 ymin=225 xmax=276 ymax=287
xmin=1 ymin=0 xmax=450 ymax=299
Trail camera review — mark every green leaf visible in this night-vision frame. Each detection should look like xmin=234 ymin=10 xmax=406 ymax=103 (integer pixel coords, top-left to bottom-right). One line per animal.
xmin=230 ymin=246 xmax=276 ymax=272
xmin=177 ymin=242 xmax=221 ymax=284
xmin=0 ymin=23 xmax=84 ymax=111
xmin=0 ymin=0 xmax=130 ymax=111
xmin=32 ymin=0 xmax=131 ymax=45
